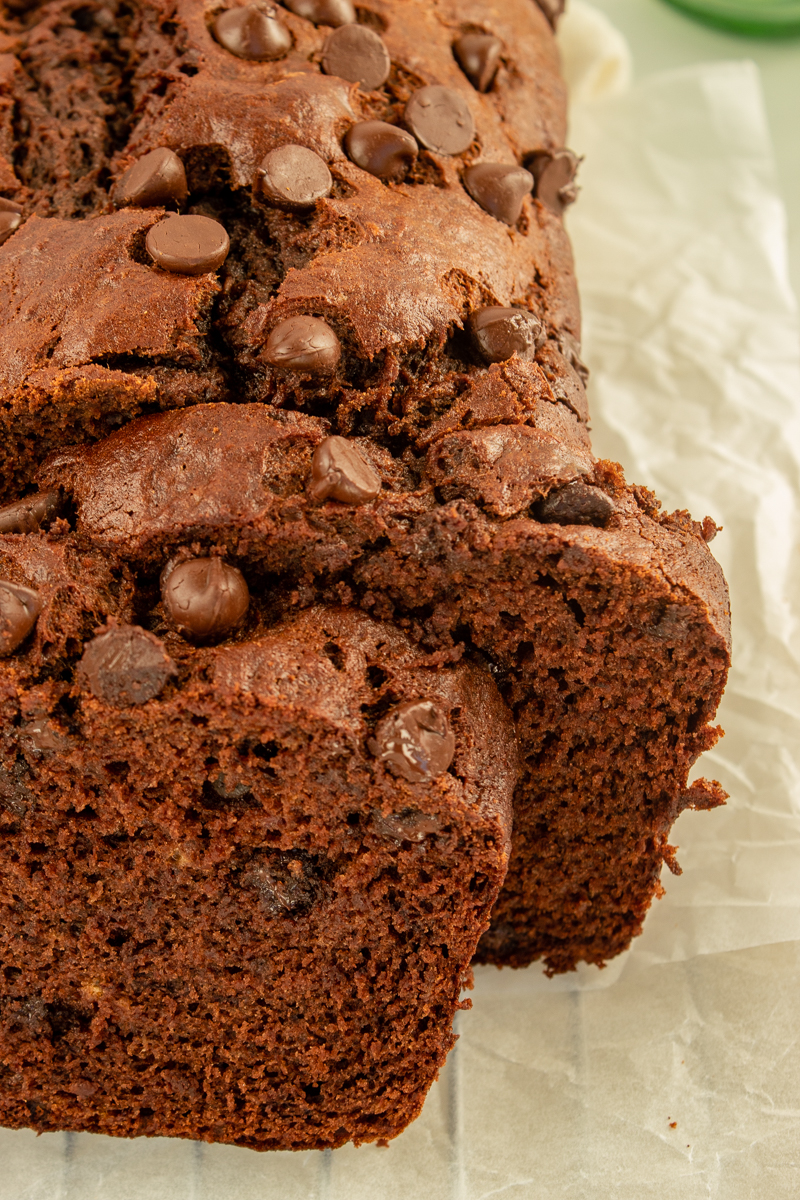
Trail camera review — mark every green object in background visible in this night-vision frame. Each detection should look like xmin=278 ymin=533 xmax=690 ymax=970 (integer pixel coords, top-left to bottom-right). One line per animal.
xmin=662 ymin=0 xmax=800 ymax=33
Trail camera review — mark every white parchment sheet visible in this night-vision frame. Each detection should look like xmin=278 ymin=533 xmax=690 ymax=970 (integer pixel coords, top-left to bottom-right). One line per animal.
xmin=3 ymin=48 xmax=800 ymax=1200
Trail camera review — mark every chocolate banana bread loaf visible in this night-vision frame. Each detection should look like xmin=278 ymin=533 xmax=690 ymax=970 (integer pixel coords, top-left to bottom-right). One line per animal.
xmin=0 ymin=0 xmax=730 ymax=1149
xmin=0 ymin=581 xmax=515 ymax=1148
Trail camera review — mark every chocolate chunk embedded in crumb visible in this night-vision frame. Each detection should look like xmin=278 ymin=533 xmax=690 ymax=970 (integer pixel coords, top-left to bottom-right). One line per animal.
xmin=404 ymin=86 xmax=475 ymax=156
xmin=146 ymin=215 xmax=230 ymax=276
xmin=322 ymin=24 xmax=391 ymax=89
xmin=263 ymin=316 xmax=341 ymax=373
xmin=283 ymin=0 xmax=356 ymax=25
xmin=369 ymin=700 xmax=456 ymax=783
xmin=161 ymin=558 xmax=250 ymax=643
xmin=345 ymin=121 xmax=418 ymax=181
xmin=0 ymin=582 xmax=42 ymax=655
xmin=463 ymin=163 xmax=533 ymax=225
xmin=258 ymin=146 xmax=333 ymax=209
xmin=536 ymin=481 xmax=616 ymax=527
xmin=308 ymin=436 xmax=381 ymax=504
xmin=453 ymin=33 xmax=503 ymax=93
xmin=78 ymin=625 xmax=176 ymax=706
xmin=212 ymin=5 xmax=293 ymax=60
xmin=114 ymin=148 xmax=189 ymax=209
xmin=470 ymin=307 xmax=546 ymax=364
xmin=0 ymin=491 xmax=60 ymax=535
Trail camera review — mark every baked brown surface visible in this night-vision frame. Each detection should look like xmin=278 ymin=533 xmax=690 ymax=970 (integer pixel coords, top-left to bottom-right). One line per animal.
xmin=0 ymin=0 xmax=730 ymax=1149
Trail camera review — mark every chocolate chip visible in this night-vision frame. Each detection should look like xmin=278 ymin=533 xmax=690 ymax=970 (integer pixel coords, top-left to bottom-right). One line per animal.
xmin=282 ymin=0 xmax=355 ymax=24
xmin=308 ymin=436 xmax=381 ymax=505
xmin=161 ymin=558 xmax=250 ymax=643
xmin=534 ymin=0 xmax=566 ymax=27
xmin=344 ymin=121 xmax=417 ymax=182
xmin=146 ymin=214 xmax=230 ymax=275
xmin=463 ymin=163 xmax=533 ymax=225
xmin=368 ymin=700 xmax=455 ymax=783
xmin=0 ymin=582 xmax=41 ymax=656
xmin=79 ymin=625 xmax=177 ymax=707
xmin=453 ymin=33 xmax=502 ymax=92
xmin=212 ymin=5 xmax=292 ymax=60
xmin=0 ymin=491 xmax=60 ymax=535
xmin=535 ymin=481 xmax=615 ymax=527
xmin=404 ymin=85 xmax=474 ymax=156
xmin=113 ymin=147 xmax=189 ymax=209
xmin=470 ymin=307 xmax=546 ymax=364
xmin=322 ymin=24 xmax=390 ymax=89
xmin=263 ymin=315 xmax=341 ymax=373
xmin=528 ymin=149 xmax=581 ymax=215
xmin=258 ymin=145 xmax=332 ymax=209
xmin=0 ymin=199 xmax=22 ymax=247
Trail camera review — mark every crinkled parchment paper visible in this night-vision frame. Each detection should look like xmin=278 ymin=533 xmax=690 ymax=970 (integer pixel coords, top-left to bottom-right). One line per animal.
xmin=3 ymin=32 xmax=800 ymax=1200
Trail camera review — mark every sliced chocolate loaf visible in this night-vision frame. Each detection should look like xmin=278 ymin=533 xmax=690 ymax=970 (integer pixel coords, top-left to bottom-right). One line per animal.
xmin=0 ymin=0 xmax=730 ymax=1146
xmin=26 ymin=399 xmax=728 ymax=976
xmin=0 ymin=579 xmax=515 ymax=1148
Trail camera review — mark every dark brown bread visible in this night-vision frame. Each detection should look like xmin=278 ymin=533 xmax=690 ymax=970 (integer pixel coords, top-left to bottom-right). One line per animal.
xmin=36 ymin=401 xmax=730 ymax=973
xmin=0 ymin=0 xmax=730 ymax=1149
xmin=0 ymin=584 xmax=515 ymax=1148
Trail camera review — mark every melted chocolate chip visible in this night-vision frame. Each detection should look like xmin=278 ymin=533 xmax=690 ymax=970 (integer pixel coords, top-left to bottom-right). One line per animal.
xmin=0 ymin=199 xmax=22 ymax=247
xmin=146 ymin=214 xmax=230 ymax=275
xmin=19 ymin=714 xmax=68 ymax=759
xmin=208 ymin=771 xmax=253 ymax=803
xmin=0 ymin=582 xmax=41 ymax=656
xmin=404 ymin=86 xmax=474 ymax=156
xmin=258 ymin=145 xmax=332 ymax=209
xmin=212 ymin=5 xmax=292 ymax=60
xmin=535 ymin=481 xmax=615 ymax=527
xmin=453 ymin=33 xmax=502 ymax=93
xmin=470 ymin=306 xmax=546 ymax=364
xmin=282 ymin=0 xmax=355 ymax=24
xmin=161 ymin=558 xmax=250 ymax=643
xmin=245 ymin=850 xmax=322 ymax=916
xmin=263 ymin=315 xmax=341 ymax=373
xmin=0 ymin=759 xmax=33 ymax=816
xmin=528 ymin=149 xmax=581 ymax=215
xmin=79 ymin=625 xmax=176 ymax=706
xmin=322 ymin=23 xmax=390 ymax=89
xmin=463 ymin=163 xmax=533 ymax=225
xmin=113 ymin=147 xmax=189 ymax=209
xmin=308 ymin=436 xmax=381 ymax=505
xmin=345 ymin=121 xmax=417 ymax=182
xmin=368 ymin=700 xmax=456 ymax=783
xmin=373 ymin=807 xmax=440 ymax=843
xmin=0 ymin=491 xmax=60 ymax=535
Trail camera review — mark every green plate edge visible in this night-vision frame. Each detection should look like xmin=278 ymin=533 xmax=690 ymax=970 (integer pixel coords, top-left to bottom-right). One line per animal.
xmin=662 ymin=0 xmax=800 ymax=34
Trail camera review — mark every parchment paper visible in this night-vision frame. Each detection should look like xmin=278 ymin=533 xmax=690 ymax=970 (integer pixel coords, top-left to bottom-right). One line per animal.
xmin=3 ymin=37 xmax=800 ymax=1200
